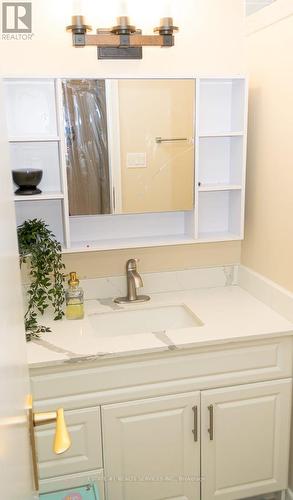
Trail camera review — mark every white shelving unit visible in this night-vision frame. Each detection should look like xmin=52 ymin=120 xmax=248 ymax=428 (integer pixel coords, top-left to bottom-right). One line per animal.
xmin=3 ymin=77 xmax=248 ymax=253
xmin=195 ymin=77 xmax=248 ymax=241
xmin=4 ymin=78 xmax=70 ymax=248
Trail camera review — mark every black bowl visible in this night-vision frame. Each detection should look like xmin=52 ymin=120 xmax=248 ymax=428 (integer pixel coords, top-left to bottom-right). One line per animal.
xmin=12 ymin=168 xmax=43 ymax=195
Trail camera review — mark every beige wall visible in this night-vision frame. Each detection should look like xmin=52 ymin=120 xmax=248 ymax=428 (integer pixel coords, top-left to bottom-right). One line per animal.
xmin=63 ymin=241 xmax=241 ymax=279
xmin=0 ymin=0 xmax=245 ymax=77
xmin=21 ymin=241 xmax=241 ymax=282
xmin=119 ymin=79 xmax=194 ymax=213
xmin=243 ymin=3 xmax=293 ymax=292
xmin=243 ymin=1 xmax=293 ymax=489
xmin=1 ymin=0 xmax=245 ymax=276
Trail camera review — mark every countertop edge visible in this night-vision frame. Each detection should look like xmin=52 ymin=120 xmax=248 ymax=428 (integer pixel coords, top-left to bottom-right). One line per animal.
xmin=28 ymin=328 xmax=293 ymax=371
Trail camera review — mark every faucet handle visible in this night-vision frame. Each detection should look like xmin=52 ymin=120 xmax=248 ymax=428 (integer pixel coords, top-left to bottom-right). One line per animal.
xmin=115 ymin=258 xmax=150 ymax=304
xmin=126 ymin=258 xmax=139 ymax=271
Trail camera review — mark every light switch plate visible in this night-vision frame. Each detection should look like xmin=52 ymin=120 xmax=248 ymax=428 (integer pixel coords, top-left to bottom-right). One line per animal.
xmin=127 ymin=152 xmax=147 ymax=168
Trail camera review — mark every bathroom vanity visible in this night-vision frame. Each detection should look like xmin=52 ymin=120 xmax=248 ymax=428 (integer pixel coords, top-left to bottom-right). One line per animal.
xmin=8 ymin=73 xmax=290 ymax=500
xmin=27 ymin=267 xmax=293 ymax=500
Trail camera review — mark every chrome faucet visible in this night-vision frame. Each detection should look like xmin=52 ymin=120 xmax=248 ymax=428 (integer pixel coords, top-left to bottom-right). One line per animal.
xmin=114 ymin=259 xmax=150 ymax=304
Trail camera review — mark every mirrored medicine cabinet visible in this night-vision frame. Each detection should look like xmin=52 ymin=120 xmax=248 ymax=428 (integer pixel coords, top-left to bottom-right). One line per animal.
xmin=62 ymin=78 xmax=195 ymax=216
xmin=3 ymin=76 xmax=247 ymax=252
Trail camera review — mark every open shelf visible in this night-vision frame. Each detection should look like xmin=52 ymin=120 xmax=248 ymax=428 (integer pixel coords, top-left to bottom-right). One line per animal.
xmin=198 ymin=135 xmax=244 ymax=186
xmin=198 ymin=190 xmax=243 ymax=239
xmin=10 ymin=141 xmax=62 ymax=194
xmin=15 ymin=199 xmax=65 ymax=245
xmin=14 ymin=192 xmax=64 ymax=202
xmin=9 ymin=136 xmax=60 ymax=142
xmin=198 ymin=132 xmax=244 ymax=138
xmin=69 ymin=211 xmax=194 ymax=245
xmin=198 ymin=78 xmax=246 ymax=136
xmin=198 ymin=184 xmax=242 ymax=192
xmin=4 ymin=79 xmax=58 ymax=139
xmin=67 ymin=234 xmax=196 ymax=253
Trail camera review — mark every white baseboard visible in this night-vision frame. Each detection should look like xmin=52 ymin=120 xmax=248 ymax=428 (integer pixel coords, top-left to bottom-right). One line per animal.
xmin=286 ymin=489 xmax=293 ymax=500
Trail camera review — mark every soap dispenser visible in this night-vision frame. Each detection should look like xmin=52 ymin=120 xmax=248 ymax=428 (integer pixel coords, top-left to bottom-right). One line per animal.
xmin=66 ymin=272 xmax=84 ymax=320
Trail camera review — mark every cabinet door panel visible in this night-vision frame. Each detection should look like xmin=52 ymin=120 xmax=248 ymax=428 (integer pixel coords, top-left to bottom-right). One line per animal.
xmin=36 ymin=407 xmax=103 ymax=479
xmin=201 ymin=379 xmax=292 ymax=500
xmin=102 ymin=392 xmax=200 ymax=500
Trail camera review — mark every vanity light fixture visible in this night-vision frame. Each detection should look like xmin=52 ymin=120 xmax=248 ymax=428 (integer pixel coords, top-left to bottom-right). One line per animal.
xmin=66 ymin=15 xmax=179 ymax=60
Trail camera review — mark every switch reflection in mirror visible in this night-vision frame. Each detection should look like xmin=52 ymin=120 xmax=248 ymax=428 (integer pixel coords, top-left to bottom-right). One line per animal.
xmin=118 ymin=79 xmax=195 ymax=214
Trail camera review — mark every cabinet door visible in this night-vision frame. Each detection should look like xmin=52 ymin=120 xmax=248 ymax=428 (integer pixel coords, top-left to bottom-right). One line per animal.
xmin=36 ymin=407 xmax=103 ymax=479
xmin=102 ymin=392 xmax=201 ymax=500
xmin=201 ymin=379 xmax=292 ymax=500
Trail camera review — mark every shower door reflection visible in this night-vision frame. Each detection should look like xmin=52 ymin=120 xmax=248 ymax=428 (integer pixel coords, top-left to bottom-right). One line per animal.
xmin=62 ymin=79 xmax=111 ymax=216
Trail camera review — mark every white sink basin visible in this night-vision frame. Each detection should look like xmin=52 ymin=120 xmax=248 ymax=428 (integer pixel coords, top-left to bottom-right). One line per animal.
xmin=88 ymin=304 xmax=203 ymax=338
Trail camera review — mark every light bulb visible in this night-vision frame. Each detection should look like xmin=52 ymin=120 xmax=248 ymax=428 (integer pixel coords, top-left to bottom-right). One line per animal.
xmin=72 ymin=0 xmax=83 ymax=16
xmin=160 ymin=0 xmax=173 ymax=18
xmin=118 ymin=0 xmax=129 ymax=16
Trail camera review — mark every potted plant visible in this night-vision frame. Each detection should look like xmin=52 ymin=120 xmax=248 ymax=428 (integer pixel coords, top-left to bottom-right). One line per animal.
xmin=17 ymin=218 xmax=65 ymax=341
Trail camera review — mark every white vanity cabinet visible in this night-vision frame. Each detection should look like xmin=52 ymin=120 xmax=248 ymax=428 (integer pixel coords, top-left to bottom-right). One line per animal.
xmin=101 ymin=380 xmax=291 ymax=500
xmin=201 ymin=379 xmax=292 ymax=500
xmin=102 ymin=392 xmax=201 ymax=500
xmin=30 ymin=337 xmax=293 ymax=500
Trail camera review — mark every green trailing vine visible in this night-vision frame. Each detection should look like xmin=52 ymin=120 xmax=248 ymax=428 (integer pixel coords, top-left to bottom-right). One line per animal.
xmin=17 ymin=219 xmax=65 ymax=342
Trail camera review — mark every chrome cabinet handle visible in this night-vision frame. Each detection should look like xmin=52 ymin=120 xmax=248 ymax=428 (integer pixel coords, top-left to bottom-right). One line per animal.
xmin=192 ymin=405 xmax=198 ymax=442
xmin=208 ymin=404 xmax=214 ymax=440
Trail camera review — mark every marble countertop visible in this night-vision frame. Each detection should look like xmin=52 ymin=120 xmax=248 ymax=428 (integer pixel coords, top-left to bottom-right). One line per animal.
xmin=27 ymin=285 xmax=293 ymax=369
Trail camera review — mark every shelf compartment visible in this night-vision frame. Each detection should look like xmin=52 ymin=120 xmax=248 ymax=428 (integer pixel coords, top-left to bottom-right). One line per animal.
xmin=15 ymin=199 xmax=65 ymax=245
xmin=198 ymin=78 xmax=246 ymax=136
xmin=69 ymin=211 xmax=192 ymax=247
xmin=198 ymin=190 xmax=242 ymax=239
xmin=67 ymin=234 xmax=196 ymax=253
xmin=4 ymin=78 xmax=58 ymax=139
xmin=198 ymin=135 xmax=244 ymax=186
xmin=10 ymin=141 xmax=62 ymax=194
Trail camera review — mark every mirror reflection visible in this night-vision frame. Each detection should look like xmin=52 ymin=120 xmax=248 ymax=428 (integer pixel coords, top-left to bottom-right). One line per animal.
xmin=62 ymin=78 xmax=195 ymax=216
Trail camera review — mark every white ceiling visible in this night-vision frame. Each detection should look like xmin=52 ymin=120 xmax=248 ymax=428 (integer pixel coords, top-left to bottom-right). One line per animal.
xmin=246 ymin=0 xmax=276 ymax=16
